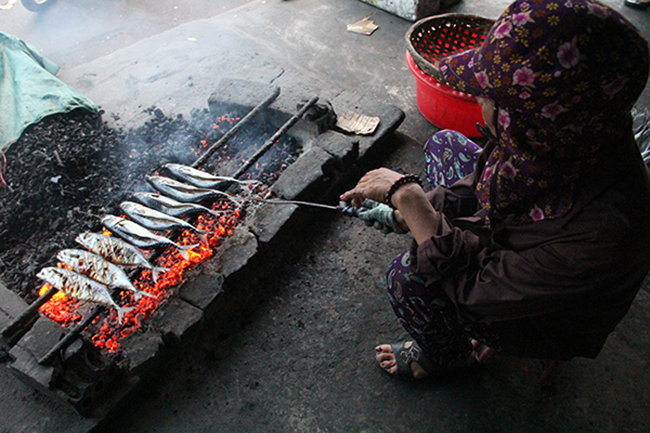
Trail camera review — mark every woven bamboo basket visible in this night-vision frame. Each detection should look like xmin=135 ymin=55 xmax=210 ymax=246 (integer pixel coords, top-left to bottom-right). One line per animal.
xmin=405 ymin=13 xmax=494 ymax=83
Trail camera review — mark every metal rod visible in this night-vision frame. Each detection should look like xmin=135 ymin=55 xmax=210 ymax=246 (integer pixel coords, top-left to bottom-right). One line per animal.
xmin=36 ymin=261 xmax=154 ymax=365
xmin=31 ymin=91 xmax=283 ymax=363
xmin=1 ymin=286 xmax=58 ymax=346
xmin=36 ymin=216 xmax=205 ymax=365
xmin=252 ymin=198 xmax=341 ymax=211
xmin=36 ymin=92 xmax=313 ymax=364
xmin=192 ymin=86 xmax=281 ymax=169
xmin=232 ymin=96 xmax=319 ymax=179
xmin=39 ymin=304 xmax=105 ymax=365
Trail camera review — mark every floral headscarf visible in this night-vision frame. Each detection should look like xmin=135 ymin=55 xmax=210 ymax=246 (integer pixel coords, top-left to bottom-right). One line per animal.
xmin=439 ymin=0 xmax=649 ymax=224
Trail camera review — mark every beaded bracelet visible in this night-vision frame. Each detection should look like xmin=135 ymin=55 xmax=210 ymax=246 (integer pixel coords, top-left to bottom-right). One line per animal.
xmin=384 ymin=174 xmax=422 ymax=209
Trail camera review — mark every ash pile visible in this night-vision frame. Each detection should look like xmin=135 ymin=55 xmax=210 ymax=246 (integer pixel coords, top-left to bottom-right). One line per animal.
xmin=0 ymin=78 xmax=404 ymax=417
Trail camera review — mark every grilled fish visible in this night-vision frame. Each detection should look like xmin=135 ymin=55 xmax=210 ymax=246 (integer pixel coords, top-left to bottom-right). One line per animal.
xmin=76 ymin=232 xmax=168 ymax=283
xmin=146 ymin=175 xmax=240 ymax=204
xmin=57 ymin=249 xmax=155 ymax=300
xmin=120 ymin=201 xmax=213 ymax=244
xmin=101 ymin=215 xmax=198 ymax=261
xmin=133 ymin=192 xmax=225 ymax=218
xmin=37 ymin=267 xmax=134 ymax=323
xmin=162 ymin=163 xmax=258 ymax=189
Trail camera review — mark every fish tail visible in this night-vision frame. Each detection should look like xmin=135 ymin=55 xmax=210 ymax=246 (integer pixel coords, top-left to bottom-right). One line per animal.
xmin=176 ymin=243 xmax=199 ymax=261
xmin=115 ymin=305 xmax=135 ymax=323
xmin=137 ymin=290 xmax=157 ymax=299
xmin=151 ymin=266 xmax=169 ymax=283
xmin=197 ymin=232 xmax=210 ymax=245
xmin=195 ymin=228 xmax=216 ymax=244
xmin=206 ymin=208 xmax=224 ymax=217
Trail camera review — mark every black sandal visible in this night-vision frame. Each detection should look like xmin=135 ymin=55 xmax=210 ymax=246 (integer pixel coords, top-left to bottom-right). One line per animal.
xmin=388 ymin=341 xmax=437 ymax=379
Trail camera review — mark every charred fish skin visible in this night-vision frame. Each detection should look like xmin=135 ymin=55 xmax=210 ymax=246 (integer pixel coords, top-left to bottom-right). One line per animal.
xmin=146 ymin=175 xmax=240 ymax=204
xmin=36 ymin=267 xmax=133 ymax=323
xmin=75 ymin=232 xmax=168 ymax=283
xmin=56 ymin=249 xmax=155 ymax=300
xmin=101 ymin=215 xmax=199 ymax=261
xmin=132 ymin=192 xmax=223 ymax=218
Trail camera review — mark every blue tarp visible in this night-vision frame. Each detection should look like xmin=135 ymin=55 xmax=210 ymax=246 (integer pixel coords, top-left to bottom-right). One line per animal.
xmin=0 ymin=32 xmax=99 ymax=151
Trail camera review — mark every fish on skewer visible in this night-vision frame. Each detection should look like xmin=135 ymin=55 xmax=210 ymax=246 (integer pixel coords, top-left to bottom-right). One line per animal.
xmin=120 ymin=201 xmax=214 ymax=244
xmin=162 ymin=163 xmax=259 ymax=189
xmin=132 ymin=192 xmax=225 ymax=218
xmin=146 ymin=175 xmax=243 ymax=205
xmin=76 ymin=232 xmax=169 ymax=283
xmin=101 ymin=215 xmax=199 ymax=261
xmin=37 ymin=267 xmax=134 ymax=323
xmin=57 ymin=249 xmax=156 ymax=300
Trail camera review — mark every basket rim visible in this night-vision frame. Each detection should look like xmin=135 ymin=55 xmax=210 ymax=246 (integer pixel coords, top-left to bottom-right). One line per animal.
xmin=406 ymin=51 xmax=477 ymax=103
xmin=405 ymin=13 xmax=495 ymax=84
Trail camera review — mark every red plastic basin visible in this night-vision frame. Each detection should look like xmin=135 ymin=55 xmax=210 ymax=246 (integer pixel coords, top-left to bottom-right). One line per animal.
xmin=406 ymin=51 xmax=482 ymax=137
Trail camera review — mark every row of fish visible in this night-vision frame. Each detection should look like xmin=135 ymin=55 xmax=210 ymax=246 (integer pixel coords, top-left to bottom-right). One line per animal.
xmin=37 ymin=163 xmax=259 ymax=323
xmin=38 ymin=233 xmax=163 ymax=323
xmin=99 ymin=164 xmax=257 ymax=259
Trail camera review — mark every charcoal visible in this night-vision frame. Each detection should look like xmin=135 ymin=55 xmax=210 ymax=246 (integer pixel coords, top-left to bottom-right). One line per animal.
xmin=0 ymin=106 xmax=298 ymax=303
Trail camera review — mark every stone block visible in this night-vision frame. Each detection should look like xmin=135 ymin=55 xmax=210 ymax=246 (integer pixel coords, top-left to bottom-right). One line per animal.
xmin=150 ymin=297 xmax=203 ymax=344
xmin=330 ymin=95 xmax=405 ymax=161
xmin=313 ymin=131 xmax=359 ymax=170
xmin=8 ymin=344 xmax=55 ymax=393
xmin=214 ymin=227 xmax=259 ymax=279
xmin=8 ymin=317 xmax=65 ymax=391
xmin=0 ymin=281 xmax=29 ymax=329
xmin=357 ymin=0 xmax=440 ymax=21
xmin=354 ymin=105 xmax=405 ymax=160
xmin=12 ymin=316 xmax=66 ymax=361
xmin=179 ymin=261 xmax=225 ymax=311
xmin=119 ymin=328 xmax=164 ymax=376
xmin=271 ymin=146 xmax=334 ymax=200
xmin=247 ymin=202 xmax=298 ymax=245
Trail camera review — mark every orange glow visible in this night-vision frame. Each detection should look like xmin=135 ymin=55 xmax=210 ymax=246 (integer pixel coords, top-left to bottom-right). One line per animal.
xmin=38 ymin=283 xmax=83 ymax=325
xmin=39 ymin=198 xmax=244 ymax=353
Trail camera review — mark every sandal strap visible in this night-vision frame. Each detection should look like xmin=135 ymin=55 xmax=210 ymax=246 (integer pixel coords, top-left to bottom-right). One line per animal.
xmin=390 ymin=341 xmax=437 ymax=378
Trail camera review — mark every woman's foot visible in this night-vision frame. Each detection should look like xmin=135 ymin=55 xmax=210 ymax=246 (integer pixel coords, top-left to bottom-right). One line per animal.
xmin=376 ymin=340 xmax=491 ymax=380
xmin=625 ymin=0 xmax=650 ymax=9
xmin=376 ymin=341 xmax=430 ymax=379
xmin=471 ymin=339 xmax=495 ymax=363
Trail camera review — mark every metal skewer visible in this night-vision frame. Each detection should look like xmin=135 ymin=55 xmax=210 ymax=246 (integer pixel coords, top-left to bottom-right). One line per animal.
xmin=192 ymin=86 xmax=281 ymax=169
xmin=232 ymin=96 xmax=319 ymax=179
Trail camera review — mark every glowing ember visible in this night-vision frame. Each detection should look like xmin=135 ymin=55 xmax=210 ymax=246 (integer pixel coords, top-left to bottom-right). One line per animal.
xmin=39 ymin=199 xmax=243 ymax=353
xmin=38 ymin=281 xmax=82 ymax=325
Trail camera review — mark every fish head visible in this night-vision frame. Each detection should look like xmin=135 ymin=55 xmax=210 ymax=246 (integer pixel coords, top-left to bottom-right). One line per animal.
xmin=57 ymin=249 xmax=86 ymax=263
xmin=101 ymin=215 xmax=122 ymax=227
xmin=120 ymin=201 xmax=137 ymax=212
xmin=75 ymin=232 xmax=94 ymax=249
xmin=55 ymin=249 xmax=70 ymax=263
xmin=36 ymin=267 xmax=61 ymax=285
xmin=162 ymin=163 xmax=181 ymax=171
xmin=133 ymin=192 xmax=151 ymax=200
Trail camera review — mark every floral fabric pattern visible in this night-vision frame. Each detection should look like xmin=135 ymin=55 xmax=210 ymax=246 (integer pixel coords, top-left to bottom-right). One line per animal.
xmin=424 ymin=130 xmax=482 ymax=187
xmin=386 ymin=251 xmax=501 ymax=366
xmin=439 ymin=0 xmax=649 ymax=223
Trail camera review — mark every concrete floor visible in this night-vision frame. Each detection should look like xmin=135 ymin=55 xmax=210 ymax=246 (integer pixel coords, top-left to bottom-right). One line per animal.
xmin=1 ymin=0 xmax=650 ymax=432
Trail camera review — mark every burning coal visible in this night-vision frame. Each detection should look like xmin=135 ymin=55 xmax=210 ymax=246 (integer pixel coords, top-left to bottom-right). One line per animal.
xmin=38 ymin=199 xmax=241 ymax=353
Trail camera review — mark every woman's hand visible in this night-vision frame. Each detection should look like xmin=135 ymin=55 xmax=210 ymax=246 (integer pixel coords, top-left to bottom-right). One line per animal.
xmin=341 ymin=168 xmax=441 ymax=244
xmin=339 ymin=168 xmax=402 ymax=207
